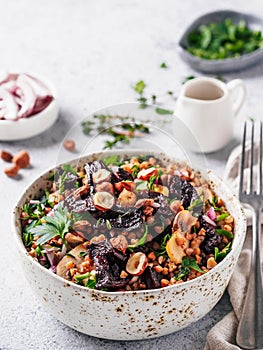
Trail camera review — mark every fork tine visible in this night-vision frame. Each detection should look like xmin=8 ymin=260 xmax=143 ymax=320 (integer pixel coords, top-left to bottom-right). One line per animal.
xmin=250 ymin=121 xmax=255 ymax=194
xmin=259 ymin=121 xmax=262 ymax=195
xmin=239 ymin=121 xmax=247 ymax=197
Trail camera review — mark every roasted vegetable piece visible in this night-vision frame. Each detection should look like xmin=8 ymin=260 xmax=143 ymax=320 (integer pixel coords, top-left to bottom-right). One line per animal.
xmin=56 ymin=244 xmax=88 ymax=279
xmin=88 ymin=240 xmax=129 ymax=290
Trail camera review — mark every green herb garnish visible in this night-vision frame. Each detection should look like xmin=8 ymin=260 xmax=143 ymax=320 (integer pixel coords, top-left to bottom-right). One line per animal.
xmin=153 ymin=232 xmax=171 ymax=258
xmin=214 ymin=242 xmax=231 ymax=262
xmin=187 ymin=18 xmax=263 ymax=60
xmin=79 ymin=251 xmax=88 ymax=258
xmin=134 ymin=80 xmax=146 ymax=95
xmin=131 ymin=164 xmax=140 ymax=178
xmin=103 ymin=155 xmax=121 ymax=166
xmin=128 ymin=226 xmax=148 ymax=251
xmin=160 ymin=62 xmax=168 ymax=69
xmin=74 ymin=271 xmax=97 ymax=289
xmin=135 ymin=181 xmax=148 ymax=191
xmin=82 ymin=114 xmax=150 ymax=150
xmin=216 ymin=212 xmax=229 ymax=222
xmin=61 ymin=164 xmax=78 ymax=175
xmin=155 ymin=107 xmax=174 ymax=115
xmin=215 ymin=229 xmax=234 ymax=239
xmin=182 ymin=75 xmax=196 ymax=84
xmin=174 ymin=256 xmax=204 ymax=281
xmin=81 ymin=120 xmax=95 ymax=135
xmin=28 ymin=204 xmax=72 ymax=245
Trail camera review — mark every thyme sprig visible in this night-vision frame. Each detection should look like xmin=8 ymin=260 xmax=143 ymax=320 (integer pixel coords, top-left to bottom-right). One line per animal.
xmin=81 ymin=114 xmax=150 ymax=149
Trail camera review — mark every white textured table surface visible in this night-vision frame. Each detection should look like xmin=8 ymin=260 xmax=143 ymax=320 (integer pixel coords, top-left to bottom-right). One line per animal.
xmin=1 ymin=1 xmax=263 ymax=349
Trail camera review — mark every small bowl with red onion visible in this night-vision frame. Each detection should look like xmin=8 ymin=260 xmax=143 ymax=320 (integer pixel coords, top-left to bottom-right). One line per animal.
xmin=0 ymin=72 xmax=58 ymax=140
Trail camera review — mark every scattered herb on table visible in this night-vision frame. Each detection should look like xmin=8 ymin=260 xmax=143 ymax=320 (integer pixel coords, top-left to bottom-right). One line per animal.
xmin=133 ymin=80 xmax=146 ymax=95
xmin=187 ymin=18 xmax=263 ymax=60
xmin=81 ymin=114 xmax=150 ymax=149
xmin=160 ymin=62 xmax=168 ymax=68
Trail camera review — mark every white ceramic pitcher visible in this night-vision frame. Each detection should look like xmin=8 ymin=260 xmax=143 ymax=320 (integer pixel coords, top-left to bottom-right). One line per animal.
xmin=174 ymin=77 xmax=246 ymax=153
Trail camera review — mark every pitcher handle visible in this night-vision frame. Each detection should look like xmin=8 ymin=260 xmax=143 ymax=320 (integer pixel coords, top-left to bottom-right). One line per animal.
xmin=227 ymin=79 xmax=246 ymax=116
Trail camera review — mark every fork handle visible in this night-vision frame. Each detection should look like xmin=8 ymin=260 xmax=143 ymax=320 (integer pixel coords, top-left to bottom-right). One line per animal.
xmin=236 ymin=207 xmax=263 ymax=349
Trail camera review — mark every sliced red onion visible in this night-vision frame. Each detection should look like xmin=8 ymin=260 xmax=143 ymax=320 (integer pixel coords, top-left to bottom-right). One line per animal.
xmin=29 ymin=199 xmax=41 ymax=205
xmin=33 ymin=95 xmax=53 ymax=114
xmin=0 ymin=86 xmax=18 ymax=120
xmin=44 ymin=247 xmax=59 ymax=272
xmin=202 ymin=214 xmax=216 ymax=227
xmin=207 ymin=207 xmax=217 ymax=221
xmin=24 ymin=74 xmax=51 ymax=97
xmin=0 ymin=73 xmax=54 ymax=120
xmin=0 ymin=71 xmax=8 ymax=84
xmin=16 ymin=75 xmax=37 ymax=118
xmin=60 ymin=244 xmax=67 ymax=260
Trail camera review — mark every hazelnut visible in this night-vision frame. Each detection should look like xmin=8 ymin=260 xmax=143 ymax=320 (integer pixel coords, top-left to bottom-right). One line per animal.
xmin=93 ymin=191 xmax=115 ymax=210
xmin=126 ymin=252 xmax=148 ymax=276
xmin=1 ymin=150 xmax=13 ymax=162
xmin=96 ymin=182 xmax=114 ymax=194
xmin=92 ymin=169 xmax=111 ymax=184
xmin=63 ymin=139 xmax=75 ymax=152
xmin=118 ymin=188 xmax=137 ymax=207
xmin=4 ymin=165 xmax=20 ymax=177
xmin=13 ymin=150 xmax=30 ymax=168
xmin=207 ymin=257 xmax=217 ymax=269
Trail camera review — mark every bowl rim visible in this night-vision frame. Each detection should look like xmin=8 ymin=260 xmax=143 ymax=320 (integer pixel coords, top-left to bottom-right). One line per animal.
xmin=178 ymin=9 xmax=263 ymax=64
xmin=0 ymin=72 xmax=58 ymax=125
xmin=12 ymin=149 xmax=247 ymax=296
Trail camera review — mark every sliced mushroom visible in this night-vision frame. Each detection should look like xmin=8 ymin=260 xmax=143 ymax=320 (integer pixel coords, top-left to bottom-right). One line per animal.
xmin=172 ymin=210 xmax=197 ymax=234
xmin=166 ymin=233 xmax=186 ymax=264
xmin=56 ymin=244 xmax=88 ymax=280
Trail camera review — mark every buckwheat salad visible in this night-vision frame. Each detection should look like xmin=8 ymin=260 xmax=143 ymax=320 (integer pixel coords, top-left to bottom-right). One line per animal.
xmin=21 ymin=155 xmax=234 ymax=292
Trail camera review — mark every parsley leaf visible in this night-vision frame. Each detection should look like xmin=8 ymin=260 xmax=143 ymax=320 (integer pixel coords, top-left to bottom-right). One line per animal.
xmin=160 ymin=62 xmax=168 ymax=69
xmin=155 ymin=107 xmax=174 ymax=115
xmin=214 ymin=242 xmax=231 ymax=262
xmin=28 ymin=204 xmax=72 ymax=245
xmin=134 ymin=80 xmax=146 ymax=95
xmin=215 ymin=229 xmax=234 ymax=239
xmin=128 ymin=226 xmax=148 ymax=251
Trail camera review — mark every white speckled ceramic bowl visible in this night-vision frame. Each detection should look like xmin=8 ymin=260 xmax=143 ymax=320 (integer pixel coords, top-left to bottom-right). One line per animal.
xmin=12 ymin=150 xmax=246 ymax=340
xmin=0 ymin=74 xmax=58 ymax=141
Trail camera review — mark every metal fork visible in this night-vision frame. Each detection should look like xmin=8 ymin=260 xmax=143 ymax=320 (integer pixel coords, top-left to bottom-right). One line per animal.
xmin=236 ymin=121 xmax=263 ymax=349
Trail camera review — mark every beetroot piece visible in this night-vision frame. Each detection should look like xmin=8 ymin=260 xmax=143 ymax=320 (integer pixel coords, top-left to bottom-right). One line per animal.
xmin=142 ymin=266 xmax=161 ymax=289
xmin=88 ymin=240 xmax=129 ymax=290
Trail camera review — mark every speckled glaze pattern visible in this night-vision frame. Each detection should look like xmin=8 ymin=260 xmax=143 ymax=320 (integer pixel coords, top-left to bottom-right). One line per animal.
xmin=12 ymin=150 xmax=247 ymax=340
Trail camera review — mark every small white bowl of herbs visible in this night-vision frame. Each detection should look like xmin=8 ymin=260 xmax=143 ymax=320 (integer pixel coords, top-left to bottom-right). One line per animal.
xmin=178 ymin=10 xmax=263 ymax=73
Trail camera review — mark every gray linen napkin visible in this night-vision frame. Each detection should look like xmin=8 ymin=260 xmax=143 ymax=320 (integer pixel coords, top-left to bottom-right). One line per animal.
xmin=204 ymin=144 xmax=255 ymax=350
